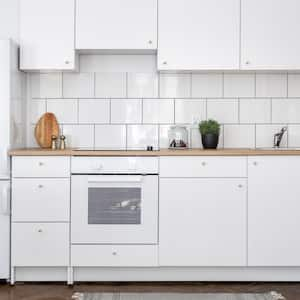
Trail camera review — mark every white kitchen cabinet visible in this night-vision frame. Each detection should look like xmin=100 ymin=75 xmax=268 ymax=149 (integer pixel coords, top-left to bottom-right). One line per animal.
xmin=160 ymin=156 xmax=247 ymax=178
xmin=76 ymin=0 xmax=157 ymax=50
xmin=12 ymin=178 xmax=70 ymax=222
xmin=20 ymin=0 xmax=75 ymax=70
xmin=158 ymin=0 xmax=240 ymax=70
xmin=241 ymin=0 xmax=300 ymax=70
xmin=12 ymin=223 xmax=69 ymax=266
xmin=72 ymin=245 xmax=158 ymax=267
xmin=248 ymin=156 xmax=300 ymax=266
xmin=12 ymin=156 xmax=70 ymax=178
xmin=159 ymin=178 xmax=247 ymax=266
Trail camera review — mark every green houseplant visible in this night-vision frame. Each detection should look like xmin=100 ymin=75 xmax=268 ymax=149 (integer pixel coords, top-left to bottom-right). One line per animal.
xmin=199 ymin=119 xmax=220 ymax=149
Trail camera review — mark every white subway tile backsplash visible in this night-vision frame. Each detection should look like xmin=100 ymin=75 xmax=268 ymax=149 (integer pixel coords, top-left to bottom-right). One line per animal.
xmin=78 ymin=99 xmax=110 ymax=124
xmin=127 ymin=125 xmax=158 ymax=150
xmin=192 ymin=74 xmax=223 ymax=98
xmin=63 ymin=125 xmax=94 ymax=148
xmin=256 ymin=124 xmax=287 ymax=148
xmin=128 ymin=73 xmax=158 ymax=98
xmin=63 ymin=73 xmax=94 ymax=98
xmin=224 ymin=74 xmax=255 ymax=98
xmin=111 ymin=99 xmax=142 ymax=124
xmin=207 ymin=99 xmax=238 ymax=124
xmin=240 ymin=98 xmax=271 ymax=124
xmin=160 ymin=74 xmax=191 ymax=98
xmin=159 ymin=125 xmax=172 ymax=149
xmin=95 ymin=125 xmax=126 ymax=149
xmin=31 ymin=73 xmax=62 ymax=98
xmin=47 ymin=99 xmax=78 ymax=124
xmin=28 ymin=125 xmax=39 ymax=148
xmin=27 ymin=56 xmax=300 ymax=150
xmin=224 ymin=125 xmax=255 ymax=148
xmin=175 ymin=99 xmax=206 ymax=124
xmin=272 ymin=98 xmax=300 ymax=123
xmin=30 ymin=99 xmax=46 ymax=124
xmin=95 ymin=73 xmax=126 ymax=98
xmin=256 ymin=74 xmax=287 ymax=98
xmin=143 ymin=99 xmax=174 ymax=124
xmin=288 ymin=125 xmax=300 ymax=147
xmin=190 ymin=128 xmax=203 ymax=149
xmin=288 ymin=74 xmax=300 ymax=97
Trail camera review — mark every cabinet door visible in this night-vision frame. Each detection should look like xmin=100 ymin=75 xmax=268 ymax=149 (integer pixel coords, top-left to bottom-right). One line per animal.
xmin=159 ymin=178 xmax=247 ymax=266
xmin=158 ymin=0 xmax=240 ymax=70
xmin=0 ymin=182 xmax=9 ymax=279
xmin=248 ymin=156 xmax=300 ymax=266
xmin=241 ymin=0 xmax=300 ymax=70
xmin=12 ymin=178 xmax=70 ymax=222
xmin=76 ymin=0 xmax=157 ymax=50
xmin=20 ymin=0 xmax=75 ymax=70
xmin=12 ymin=223 xmax=69 ymax=266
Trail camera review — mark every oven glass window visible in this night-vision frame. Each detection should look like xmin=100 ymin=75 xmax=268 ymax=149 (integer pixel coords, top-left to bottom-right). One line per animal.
xmin=88 ymin=188 xmax=141 ymax=224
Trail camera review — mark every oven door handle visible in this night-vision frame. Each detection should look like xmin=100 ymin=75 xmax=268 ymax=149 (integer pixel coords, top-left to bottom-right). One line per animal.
xmin=87 ymin=175 xmax=143 ymax=183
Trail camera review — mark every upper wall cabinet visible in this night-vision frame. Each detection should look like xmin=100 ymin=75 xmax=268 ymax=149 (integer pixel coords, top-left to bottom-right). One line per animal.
xmin=241 ymin=0 xmax=300 ymax=70
xmin=76 ymin=0 xmax=157 ymax=50
xmin=20 ymin=0 xmax=75 ymax=71
xmin=158 ymin=0 xmax=240 ymax=70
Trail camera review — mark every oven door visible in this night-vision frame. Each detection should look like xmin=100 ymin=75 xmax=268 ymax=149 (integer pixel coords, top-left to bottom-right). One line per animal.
xmin=71 ymin=175 xmax=158 ymax=244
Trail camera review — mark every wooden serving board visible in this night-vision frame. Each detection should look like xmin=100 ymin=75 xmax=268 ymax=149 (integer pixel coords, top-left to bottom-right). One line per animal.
xmin=34 ymin=113 xmax=60 ymax=148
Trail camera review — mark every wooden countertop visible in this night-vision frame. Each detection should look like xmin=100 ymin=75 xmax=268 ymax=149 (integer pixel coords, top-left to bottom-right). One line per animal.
xmin=8 ymin=148 xmax=300 ymax=156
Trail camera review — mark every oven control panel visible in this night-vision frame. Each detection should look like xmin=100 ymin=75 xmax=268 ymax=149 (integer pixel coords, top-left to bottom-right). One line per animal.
xmin=71 ymin=157 xmax=159 ymax=174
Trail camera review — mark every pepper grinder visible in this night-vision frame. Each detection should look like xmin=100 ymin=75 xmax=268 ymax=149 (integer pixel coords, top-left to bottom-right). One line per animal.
xmin=51 ymin=135 xmax=57 ymax=150
xmin=59 ymin=135 xmax=66 ymax=150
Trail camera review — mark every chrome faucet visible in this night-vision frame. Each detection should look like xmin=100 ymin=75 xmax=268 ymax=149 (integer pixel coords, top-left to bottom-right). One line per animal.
xmin=273 ymin=127 xmax=287 ymax=148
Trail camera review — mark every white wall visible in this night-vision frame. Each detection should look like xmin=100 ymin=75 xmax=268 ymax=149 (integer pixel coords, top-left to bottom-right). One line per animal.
xmin=0 ymin=0 xmax=20 ymax=42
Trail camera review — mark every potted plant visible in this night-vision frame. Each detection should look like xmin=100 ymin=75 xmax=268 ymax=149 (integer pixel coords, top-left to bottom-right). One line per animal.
xmin=199 ymin=119 xmax=220 ymax=149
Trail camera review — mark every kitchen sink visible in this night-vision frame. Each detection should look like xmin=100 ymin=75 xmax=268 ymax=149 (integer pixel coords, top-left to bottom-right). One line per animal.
xmin=256 ymin=147 xmax=300 ymax=150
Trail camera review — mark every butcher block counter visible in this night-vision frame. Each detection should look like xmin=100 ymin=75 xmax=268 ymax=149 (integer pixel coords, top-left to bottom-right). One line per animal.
xmin=8 ymin=148 xmax=300 ymax=156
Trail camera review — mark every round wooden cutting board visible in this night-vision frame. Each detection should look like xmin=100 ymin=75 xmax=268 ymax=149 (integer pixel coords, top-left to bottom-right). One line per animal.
xmin=34 ymin=112 xmax=60 ymax=148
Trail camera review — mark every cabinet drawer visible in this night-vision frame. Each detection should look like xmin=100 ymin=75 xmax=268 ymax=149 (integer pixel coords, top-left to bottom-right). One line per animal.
xmin=72 ymin=156 xmax=158 ymax=174
xmin=12 ymin=156 xmax=70 ymax=178
xmin=12 ymin=178 xmax=70 ymax=222
xmin=12 ymin=223 xmax=69 ymax=267
xmin=160 ymin=156 xmax=247 ymax=177
xmin=71 ymin=245 xmax=158 ymax=267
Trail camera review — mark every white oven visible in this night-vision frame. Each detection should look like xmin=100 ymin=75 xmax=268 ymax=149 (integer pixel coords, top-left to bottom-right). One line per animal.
xmin=71 ymin=157 xmax=158 ymax=244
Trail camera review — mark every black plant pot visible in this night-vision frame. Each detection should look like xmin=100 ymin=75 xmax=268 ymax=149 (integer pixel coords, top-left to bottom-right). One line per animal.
xmin=201 ymin=133 xmax=219 ymax=149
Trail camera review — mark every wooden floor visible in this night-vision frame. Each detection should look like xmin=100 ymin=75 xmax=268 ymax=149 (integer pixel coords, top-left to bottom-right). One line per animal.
xmin=1 ymin=282 xmax=300 ymax=300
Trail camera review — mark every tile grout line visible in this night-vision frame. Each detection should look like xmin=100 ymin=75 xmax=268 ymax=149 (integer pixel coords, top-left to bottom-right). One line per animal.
xmin=254 ymin=73 xmax=257 ymax=98
xmin=270 ymin=98 xmax=273 ymax=124
xmin=93 ymin=124 xmax=96 ymax=149
xmin=61 ymin=73 xmax=64 ymax=98
xmin=254 ymin=124 xmax=257 ymax=148
xmin=222 ymin=72 xmax=225 ymax=98
xmin=94 ymin=72 xmax=96 ymax=98
xmin=125 ymin=124 xmax=128 ymax=150
xmin=109 ymin=98 xmax=112 ymax=124
xmin=126 ymin=72 xmax=128 ymax=98
xmin=141 ymin=98 xmax=144 ymax=124
xmin=238 ymin=98 xmax=240 ymax=124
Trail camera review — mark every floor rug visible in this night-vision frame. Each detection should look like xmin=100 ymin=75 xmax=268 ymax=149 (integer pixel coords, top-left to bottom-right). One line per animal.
xmin=72 ymin=292 xmax=285 ymax=300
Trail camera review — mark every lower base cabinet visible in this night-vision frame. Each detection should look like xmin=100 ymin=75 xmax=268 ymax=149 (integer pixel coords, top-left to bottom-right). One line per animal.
xmin=71 ymin=245 xmax=158 ymax=267
xmin=159 ymin=178 xmax=247 ymax=266
xmin=248 ymin=156 xmax=300 ymax=266
xmin=12 ymin=223 xmax=69 ymax=266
